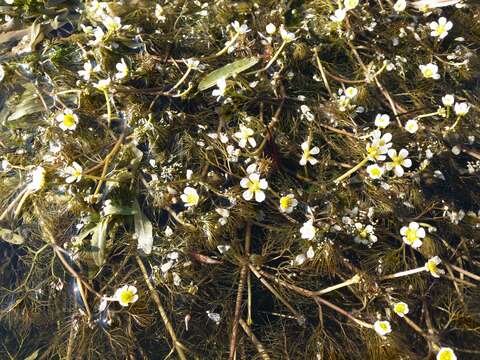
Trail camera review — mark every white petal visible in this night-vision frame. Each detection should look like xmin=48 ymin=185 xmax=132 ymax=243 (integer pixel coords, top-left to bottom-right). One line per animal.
xmin=243 ymin=190 xmax=253 ymax=201
xmin=255 ymin=190 xmax=265 ymax=202
xmin=394 ymin=166 xmax=404 ymax=177
xmin=240 ymin=178 xmax=249 ymax=188
xmin=259 ymin=179 xmax=268 ymax=189
xmin=310 ymin=146 xmax=320 ymax=155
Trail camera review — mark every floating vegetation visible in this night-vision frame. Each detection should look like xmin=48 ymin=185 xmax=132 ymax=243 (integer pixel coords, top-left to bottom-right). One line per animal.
xmin=0 ymin=0 xmax=479 ymax=359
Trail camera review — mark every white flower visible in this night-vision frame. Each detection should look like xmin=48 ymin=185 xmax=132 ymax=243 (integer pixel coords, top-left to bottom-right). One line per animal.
xmin=400 ymin=222 xmax=425 ymax=248
xmin=330 ymin=8 xmax=347 ymax=22
xmin=64 ymin=162 xmax=83 ymax=184
xmin=442 ymin=94 xmax=455 ymax=107
xmin=454 ymin=102 xmax=470 ymax=116
xmin=94 ymin=78 xmax=111 ymax=91
xmin=89 ymin=26 xmax=105 ymax=46
xmin=419 ymin=63 xmax=440 ymax=80
xmin=266 ymin=23 xmax=277 ymax=34
xmin=436 ymin=347 xmax=457 ymax=360
xmin=393 ymin=0 xmax=407 ymax=12
xmin=354 ymin=223 xmax=378 ymax=244
xmin=430 ymin=17 xmax=453 ymax=39
xmin=104 ymin=15 xmax=122 ymax=32
xmin=78 ymin=61 xmax=99 ymax=81
xmin=393 ymin=302 xmax=409 ymax=317
xmin=186 ymin=58 xmax=201 ymax=70
xmin=240 ymin=173 xmax=268 ymax=202
xmin=180 ymin=187 xmax=199 ymax=207
xmin=300 ymin=219 xmax=317 ymax=240
xmin=0 ymin=64 xmax=4 ymax=83
xmin=300 ymin=141 xmax=320 ymax=166
xmin=56 ymin=109 xmax=79 ymax=131
xmin=425 ymin=256 xmax=445 ymax=278
xmin=114 ymin=285 xmax=139 ymax=307
xmin=212 ymin=77 xmax=227 ymax=99
xmin=344 ymin=86 xmax=358 ymax=99
xmin=405 ymin=119 xmax=419 ymax=134
xmin=234 ymin=124 xmax=256 ymax=148
xmin=366 ymin=164 xmax=384 ymax=179
xmin=386 ymin=148 xmax=412 ymax=177
xmin=5 ymin=0 xmax=14 ymax=4
xmin=374 ymin=320 xmax=392 ymax=336
xmin=279 ymin=25 xmax=296 ymax=42
xmin=30 ymin=166 xmax=46 ymax=192
xmin=279 ymin=194 xmax=298 ymax=213
xmin=366 ymin=130 xmax=392 ymax=161
xmin=344 ymin=0 xmax=359 ymax=10
xmin=231 ymin=20 xmax=250 ymax=35
xmin=375 ymin=114 xmax=390 ymax=128
xmin=115 ymin=58 xmax=129 ymax=80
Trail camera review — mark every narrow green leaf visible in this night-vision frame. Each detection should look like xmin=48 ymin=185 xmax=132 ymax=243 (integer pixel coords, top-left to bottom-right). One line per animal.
xmin=102 ymin=202 xmax=137 ymax=216
xmin=134 ymin=201 xmax=153 ymax=255
xmin=198 ymin=57 xmax=259 ymax=91
xmin=91 ymin=218 xmax=110 ymax=267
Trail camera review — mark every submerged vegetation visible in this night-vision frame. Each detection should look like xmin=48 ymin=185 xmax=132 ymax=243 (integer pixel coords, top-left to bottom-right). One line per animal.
xmin=1 ymin=0 xmax=480 ymax=359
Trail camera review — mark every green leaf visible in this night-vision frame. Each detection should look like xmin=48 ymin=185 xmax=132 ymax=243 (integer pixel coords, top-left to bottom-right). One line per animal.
xmin=91 ymin=218 xmax=110 ymax=267
xmin=198 ymin=57 xmax=259 ymax=91
xmin=103 ymin=202 xmax=137 ymax=216
xmin=0 ymin=227 xmax=25 ymax=245
xmin=134 ymin=201 xmax=153 ymax=255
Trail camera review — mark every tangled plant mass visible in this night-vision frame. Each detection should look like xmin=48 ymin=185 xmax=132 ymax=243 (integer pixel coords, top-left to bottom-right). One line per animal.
xmin=0 ymin=0 xmax=479 ymax=359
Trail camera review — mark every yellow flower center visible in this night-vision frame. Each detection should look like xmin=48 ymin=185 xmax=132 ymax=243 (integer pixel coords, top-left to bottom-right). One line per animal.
xmin=379 ymin=322 xmax=388 ymax=331
xmin=438 ymin=350 xmax=454 ymax=360
xmin=394 ymin=303 xmax=406 ymax=314
xmin=280 ymin=196 xmax=292 ymax=209
xmin=427 ymin=261 xmax=438 ymax=274
xmin=436 ymin=24 xmax=446 ymax=35
xmin=119 ymin=289 xmax=135 ymax=304
xmin=248 ymin=179 xmax=261 ymax=193
xmin=367 ymin=145 xmax=379 ymax=158
xmin=370 ymin=168 xmax=381 ymax=177
xmin=391 ymin=156 xmax=403 ymax=167
xmin=359 ymin=229 xmax=368 ymax=238
xmin=423 ymin=68 xmax=433 ymax=77
xmin=63 ymin=114 xmax=76 ymax=127
xmin=186 ymin=193 xmax=198 ymax=205
xmin=405 ymin=228 xmax=417 ymax=243
xmin=73 ymin=169 xmax=82 ymax=178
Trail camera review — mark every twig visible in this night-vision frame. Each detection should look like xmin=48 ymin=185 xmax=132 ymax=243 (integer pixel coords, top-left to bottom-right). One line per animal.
xmin=229 ymin=222 xmax=251 ymax=360
xmin=135 ymin=256 xmax=188 ymax=360
xmin=239 ymin=319 xmax=271 ymax=360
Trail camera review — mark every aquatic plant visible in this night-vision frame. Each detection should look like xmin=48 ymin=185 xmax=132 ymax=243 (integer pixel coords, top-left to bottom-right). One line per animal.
xmin=0 ymin=0 xmax=479 ymax=359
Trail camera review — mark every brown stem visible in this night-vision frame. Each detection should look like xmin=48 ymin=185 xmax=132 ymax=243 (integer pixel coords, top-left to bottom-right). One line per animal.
xmin=239 ymin=319 xmax=271 ymax=360
xmin=135 ymin=256 xmax=188 ymax=360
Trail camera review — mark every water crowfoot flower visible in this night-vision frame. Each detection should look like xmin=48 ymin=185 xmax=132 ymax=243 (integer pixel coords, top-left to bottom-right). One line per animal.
xmin=405 ymin=119 xmax=419 ymax=134
xmin=425 ymin=256 xmax=445 ymax=277
xmin=279 ymin=194 xmax=298 ymax=213
xmin=375 ymin=114 xmax=390 ymax=128
xmin=344 ymin=86 xmax=358 ymax=99
xmin=330 ymin=8 xmax=347 ymax=22
xmin=114 ymin=285 xmax=139 ymax=307
xmin=180 ymin=187 xmax=199 ymax=207
xmin=234 ymin=124 xmax=256 ymax=148
xmin=240 ymin=173 xmax=268 ymax=202
xmin=386 ymin=148 xmax=412 ymax=177
xmin=366 ymin=164 xmax=384 ymax=179
xmin=115 ymin=58 xmax=129 ymax=80
xmin=64 ymin=162 xmax=83 ymax=183
xmin=374 ymin=320 xmax=392 ymax=336
xmin=344 ymin=0 xmax=359 ymax=10
xmin=400 ymin=222 xmax=425 ymax=248
xmin=300 ymin=219 xmax=317 ymax=240
xmin=56 ymin=109 xmax=79 ymax=131
xmin=212 ymin=77 xmax=227 ymax=100
xmin=442 ymin=94 xmax=455 ymax=107
xmin=300 ymin=141 xmax=320 ymax=165
xmin=454 ymin=102 xmax=470 ymax=116
xmin=393 ymin=302 xmax=409 ymax=317
xmin=430 ymin=17 xmax=453 ymax=39
xmin=420 ymin=63 xmax=440 ymax=79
